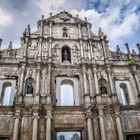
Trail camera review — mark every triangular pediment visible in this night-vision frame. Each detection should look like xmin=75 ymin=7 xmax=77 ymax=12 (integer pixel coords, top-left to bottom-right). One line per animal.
xmin=44 ymin=11 xmax=86 ymax=24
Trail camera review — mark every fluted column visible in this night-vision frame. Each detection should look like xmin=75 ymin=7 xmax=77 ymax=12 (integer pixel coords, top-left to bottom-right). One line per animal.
xmin=82 ymin=65 xmax=90 ymax=107
xmin=87 ymin=117 xmax=94 ymax=140
xmin=34 ymin=64 xmax=40 ymax=104
xmin=46 ymin=112 xmax=52 ymax=140
xmin=48 ymin=39 xmax=52 ymax=58
xmin=19 ymin=64 xmax=26 ymax=95
xmin=107 ymin=66 xmax=118 ymax=104
xmin=89 ymin=41 xmax=94 ymax=60
xmin=38 ymin=37 xmax=42 ymax=60
xmin=49 ymin=21 xmax=53 ymax=37
xmin=93 ymin=66 xmax=101 ymax=104
xmin=32 ymin=114 xmax=39 ymax=140
xmin=12 ymin=111 xmax=20 ymax=140
xmin=16 ymin=63 xmax=26 ymax=104
xmin=131 ymin=66 xmax=140 ymax=100
xmin=80 ymin=40 xmax=84 ymax=58
xmin=98 ymin=107 xmax=106 ymax=140
xmin=47 ymin=64 xmax=52 ymax=104
xmin=35 ymin=64 xmax=40 ymax=95
xmin=114 ymin=107 xmax=124 ymax=140
xmin=23 ymin=38 xmax=28 ymax=58
xmin=78 ymin=23 xmax=81 ymax=38
xmin=82 ymin=66 xmax=88 ymax=94
xmin=87 ymin=24 xmax=91 ymax=38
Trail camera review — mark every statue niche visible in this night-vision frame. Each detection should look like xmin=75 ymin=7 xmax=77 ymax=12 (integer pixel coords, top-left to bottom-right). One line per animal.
xmin=99 ymin=78 xmax=108 ymax=94
xmin=62 ymin=46 xmax=71 ymax=62
xmin=25 ymin=78 xmax=34 ymax=94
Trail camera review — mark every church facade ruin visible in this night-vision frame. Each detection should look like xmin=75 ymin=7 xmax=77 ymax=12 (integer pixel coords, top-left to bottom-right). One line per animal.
xmin=0 ymin=11 xmax=140 ymax=140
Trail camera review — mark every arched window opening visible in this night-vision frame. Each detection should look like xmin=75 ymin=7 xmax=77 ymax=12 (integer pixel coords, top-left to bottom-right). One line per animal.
xmin=1 ymin=82 xmax=12 ymax=106
xmin=63 ymin=27 xmax=68 ymax=37
xmin=99 ymin=78 xmax=108 ymax=94
xmin=119 ymin=83 xmax=129 ymax=105
xmin=25 ymin=78 xmax=34 ymax=94
xmin=61 ymin=80 xmax=74 ymax=106
xmin=62 ymin=46 xmax=71 ymax=62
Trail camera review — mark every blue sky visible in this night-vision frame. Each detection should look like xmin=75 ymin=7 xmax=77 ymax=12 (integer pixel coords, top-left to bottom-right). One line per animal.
xmin=0 ymin=0 xmax=140 ymax=52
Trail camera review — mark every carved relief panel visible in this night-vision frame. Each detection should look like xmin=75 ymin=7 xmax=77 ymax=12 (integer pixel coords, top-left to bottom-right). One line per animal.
xmin=28 ymin=40 xmax=38 ymax=58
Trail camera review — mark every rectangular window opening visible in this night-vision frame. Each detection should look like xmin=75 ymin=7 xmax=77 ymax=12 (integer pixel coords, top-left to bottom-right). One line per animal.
xmin=0 ymin=137 xmax=9 ymax=140
xmin=126 ymin=134 xmax=140 ymax=140
xmin=57 ymin=131 xmax=81 ymax=140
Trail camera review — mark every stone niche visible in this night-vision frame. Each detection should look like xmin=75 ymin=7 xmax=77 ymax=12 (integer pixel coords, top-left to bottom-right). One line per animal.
xmin=0 ymin=116 xmax=14 ymax=136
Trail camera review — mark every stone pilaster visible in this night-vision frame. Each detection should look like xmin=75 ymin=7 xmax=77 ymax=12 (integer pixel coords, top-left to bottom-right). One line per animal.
xmin=38 ymin=37 xmax=43 ymax=60
xmin=78 ymin=23 xmax=81 ymax=38
xmin=98 ymin=107 xmax=106 ymax=140
xmin=32 ymin=113 xmax=39 ymax=140
xmin=12 ymin=110 xmax=20 ymax=140
xmin=93 ymin=65 xmax=101 ymax=104
xmin=17 ymin=63 xmax=26 ymax=104
xmin=48 ymin=38 xmax=52 ymax=58
xmin=82 ymin=65 xmax=91 ymax=107
xmin=49 ymin=21 xmax=53 ymax=38
xmin=107 ymin=65 xmax=118 ymax=104
xmin=34 ymin=64 xmax=41 ymax=104
xmin=87 ymin=23 xmax=91 ymax=39
xmin=89 ymin=41 xmax=94 ymax=60
xmin=131 ymin=66 xmax=140 ymax=101
xmin=47 ymin=63 xmax=52 ymax=104
xmin=79 ymin=40 xmax=84 ymax=58
xmin=114 ymin=107 xmax=124 ymax=140
xmin=87 ymin=117 xmax=94 ymax=140
xmin=23 ymin=38 xmax=28 ymax=59
xmin=45 ymin=111 xmax=52 ymax=140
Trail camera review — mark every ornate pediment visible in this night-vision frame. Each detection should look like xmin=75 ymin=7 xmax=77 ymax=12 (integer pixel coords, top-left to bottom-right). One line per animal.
xmin=58 ymin=12 xmax=71 ymax=22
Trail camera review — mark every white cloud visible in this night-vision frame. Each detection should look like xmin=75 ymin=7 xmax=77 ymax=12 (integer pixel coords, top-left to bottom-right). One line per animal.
xmin=0 ymin=8 xmax=12 ymax=26
xmin=34 ymin=0 xmax=65 ymax=16
xmin=109 ymin=13 xmax=139 ymax=40
xmin=70 ymin=2 xmax=140 ymax=50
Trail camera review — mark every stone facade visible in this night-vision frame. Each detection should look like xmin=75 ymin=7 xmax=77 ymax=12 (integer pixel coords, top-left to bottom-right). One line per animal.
xmin=0 ymin=11 xmax=140 ymax=140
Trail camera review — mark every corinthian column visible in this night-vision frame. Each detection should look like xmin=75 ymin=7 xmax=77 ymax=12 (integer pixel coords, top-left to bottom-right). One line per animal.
xmin=98 ymin=107 xmax=106 ymax=140
xmin=93 ymin=66 xmax=102 ymax=104
xmin=87 ymin=117 xmax=94 ymax=140
xmin=23 ymin=38 xmax=28 ymax=58
xmin=107 ymin=66 xmax=118 ymax=104
xmin=38 ymin=37 xmax=42 ymax=60
xmin=131 ymin=66 xmax=140 ymax=100
xmin=45 ymin=112 xmax=52 ymax=140
xmin=82 ymin=66 xmax=90 ymax=107
xmin=114 ymin=107 xmax=124 ymax=140
xmin=78 ymin=23 xmax=81 ymax=38
xmin=34 ymin=64 xmax=40 ymax=104
xmin=13 ymin=117 xmax=20 ymax=140
xmin=32 ymin=114 xmax=39 ymax=140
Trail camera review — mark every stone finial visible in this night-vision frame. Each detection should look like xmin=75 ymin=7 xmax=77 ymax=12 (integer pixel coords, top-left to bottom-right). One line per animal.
xmin=125 ymin=43 xmax=130 ymax=54
xmin=42 ymin=15 xmax=44 ymax=20
xmin=76 ymin=15 xmax=79 ymax=18
xmin=25 ymin=28 xmax=27 ymax=33
xmin=85 ymin=17 xmax=87 ymax=22
xmin=136 ymin=43 xmax=140 ymax=54
xmin=132 ymin=49 xmax=136 ymax=55
xmin=116 ymin=45 xmax=121 ymax=53
xmin=50 ymin=12 xmax=52 ymax=17
xmin=27 ymin=24 xmax=30 ymax=34
xmin=8 ymin=41 xmax=12 ymax=50
xmin=0 ymin=38 xmax=2 ymax=50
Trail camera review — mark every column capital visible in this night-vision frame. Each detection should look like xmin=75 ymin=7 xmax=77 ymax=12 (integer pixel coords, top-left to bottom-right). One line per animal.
xmin=45 ymin=115 xmax=53 ymax=119
xmin=32 ymin=114 xmax=39 ymax=119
